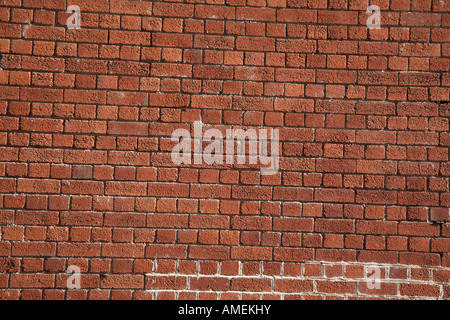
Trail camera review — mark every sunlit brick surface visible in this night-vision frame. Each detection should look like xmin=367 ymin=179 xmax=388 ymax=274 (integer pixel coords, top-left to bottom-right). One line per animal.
xmin=0 ymin=0 xmax=449 ymax=300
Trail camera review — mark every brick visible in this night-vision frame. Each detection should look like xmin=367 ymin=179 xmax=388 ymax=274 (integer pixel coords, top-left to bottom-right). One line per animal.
xmin=316 ymin=281 xmax=356 ymax=294
xmin=17 ymin=179 xmax=60 ymax=194
xmin=190 ymin=184 xmax=231 ymax=199
xmin=193 ymin=65 xmax=233 ymax=80
xmin=108 ymin=151 xmax=149 ymax=166
xmin=153 ymin=2 xmax=193 ymax=17
xmin=12 ymin=242 xmax=56 ymax=256
xmin=231 ymin=247 xmax=272 ymax=261
xmin=61 ymin=180 xmax=103 ymax=195
xmin=399 ymin=283 xmax=440 ymax=298
xmin=430 ymin=208 xmax=449 ymax=222
xmin=277 ymin=9 xmax=317 ymax=23
xmin=274 ymin=279 xmax=313 ymax=293
xmin=57 ymin=243 xmax=100 ymax=257
xmin=148 ymin=183 xmax=189 ymax=198
xmin=152 ymin=33 xmax=192 ymax=48
xmin=273 ymin=248 xmax=314 ymax=262
xmin=314 ymin=189 xmax=355 ymax=203
xmin=101 ymin=244 xmax=145 ymax=258
xmin=400 ymin=13 xmax=440 ymax=26
xmin=105 ymin=213 xmax=146 ymax=228
xmin=358 ymin=251 xmax=398 ymax=264
xmin=273 ymin=218 xmax=313 ymax=232
xmin=16 ymin=211 xmax=59 ymax=226
xmin=105 ymin=182 xmax=147 ymax=196
xmin=22 ymin=56 xmax=64 ymax=72
xmin=64 ymin=90 xmax=106 ymax=104
xmin=145 ymin=244 xmax=187 ymax=259
xmin=188 ymin=245 xmax=229 ymax=260
xmin=273 ymin=187 xmax=314 ymax=201
xmin=65 ymin=120 xmax=107 ymax=134
xmin=231 ymin=278 xmax=272 ymax=292
xmin=315 ymin=219 xmax=354 ymax=233
xmin=236 ymin=37 xmax=275 ymax=52
xmin=194 ymin=35 xmax=234 ymax=50
xmin=10 ymin=274 xmax=55 ymax=288
xmin=277 ymin=39 xmax=316 ymax=53
xmin=21 ymin=88 xmax=63 ymax=102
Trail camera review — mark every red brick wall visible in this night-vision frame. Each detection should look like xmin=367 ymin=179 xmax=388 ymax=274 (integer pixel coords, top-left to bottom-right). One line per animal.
xmin=0 ymin=0 xmax=449 ymax=300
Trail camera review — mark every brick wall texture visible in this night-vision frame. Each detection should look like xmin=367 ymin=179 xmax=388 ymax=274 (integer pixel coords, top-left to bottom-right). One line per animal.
xmin=0 ymin=0 xmax=449 ymax=300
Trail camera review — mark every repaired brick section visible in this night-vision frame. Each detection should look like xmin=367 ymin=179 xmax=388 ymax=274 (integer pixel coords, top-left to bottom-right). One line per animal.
xmin=0 ymin=0 xmax=449 ymax=300
xmin=137 ymin=261 xmax=449 ymax=299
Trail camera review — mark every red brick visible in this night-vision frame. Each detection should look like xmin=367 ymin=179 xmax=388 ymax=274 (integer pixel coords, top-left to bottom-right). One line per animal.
xmin=231 ymin=278 xmax=271 ymax=292
xmin=101 ymin=275 xmax=144 ymax=289
xmin=316 ymin=281 xmax=356 ymax=294
xmin=399 ymin=283 xmax=440 ymax=298
xmin=0 ymin=0 xmax=448 ymax=300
